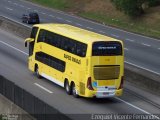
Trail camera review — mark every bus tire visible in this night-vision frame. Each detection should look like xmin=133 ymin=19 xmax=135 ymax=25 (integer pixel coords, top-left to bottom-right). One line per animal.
xmin=35 ymin=65 xmax=41 ymax=79
xmin=64 ymin=80 xmax=71 ymax=95
xmin=71 ymin=82 xmax=79 ymax=98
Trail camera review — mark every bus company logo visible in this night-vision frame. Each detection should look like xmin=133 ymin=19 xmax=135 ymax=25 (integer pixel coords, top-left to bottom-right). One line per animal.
xmin=98 ymin=46 xmax=117 ymax=50
xmin=64 ymin=54 xmax=81 ymax=64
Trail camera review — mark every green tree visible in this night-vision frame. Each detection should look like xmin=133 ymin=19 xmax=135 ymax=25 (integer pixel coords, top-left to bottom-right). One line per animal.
xmin=111 ymin=0 xmax=147 ymax=16
xmin=148 ymin=0 xmax=160 ymax=6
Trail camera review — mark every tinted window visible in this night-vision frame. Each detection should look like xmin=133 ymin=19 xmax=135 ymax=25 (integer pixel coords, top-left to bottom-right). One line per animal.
xmin=29 ymin=13 xmax=39 ymax=18
xmin=37 ymin=30 xmax=46 ymax=42
xmin=37 ymin=29 xmax=87 ymax=57
xmin=92 ymin=41 xmax=122 ymax=56
xmin=35 ymin=52 xmax=66 ymax=72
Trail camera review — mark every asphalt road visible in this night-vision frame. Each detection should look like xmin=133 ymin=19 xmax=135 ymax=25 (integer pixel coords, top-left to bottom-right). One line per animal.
xmin=0 ymin=0 xmax=160 ymax=119
xmin=0 ymin=0 xmax=160 ymax=75
xmin=0 ymin=29 xmax=160 ymax=120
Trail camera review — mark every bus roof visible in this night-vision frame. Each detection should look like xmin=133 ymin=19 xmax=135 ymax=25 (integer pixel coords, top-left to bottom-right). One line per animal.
xmin=34 ymin=23 xmax=121 ymax=44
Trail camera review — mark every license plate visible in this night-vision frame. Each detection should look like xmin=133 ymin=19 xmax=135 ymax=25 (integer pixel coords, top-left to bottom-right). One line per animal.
xmin=103 ymin=92 xmax=109 ymax=95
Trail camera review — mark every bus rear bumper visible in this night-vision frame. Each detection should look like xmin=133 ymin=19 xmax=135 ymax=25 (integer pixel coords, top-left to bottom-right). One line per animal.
xmin=85 ymin=89 xmax=123 ymax=98
xmin=95 ymin=89 xmax=123 ymax=98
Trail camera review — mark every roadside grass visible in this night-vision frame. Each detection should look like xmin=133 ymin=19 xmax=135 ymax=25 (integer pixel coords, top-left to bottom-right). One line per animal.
xmin=28 ymin=0 xmax=160 ymax=39
xmin=80 ymin=12 xmax=160 ymax=39
xmin=28 ymin=0 xmax=72 ymax=10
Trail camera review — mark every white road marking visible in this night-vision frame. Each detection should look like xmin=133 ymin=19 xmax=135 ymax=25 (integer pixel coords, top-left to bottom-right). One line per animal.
xmin=76 ymin=23 xmax=82 ymax=26
xmin=0 ymin=41 xmax=28 ymax=55
xmin=34 ymin=10 xmax=38 ymax=12
xmin=49 ymin=15 xmax=55 ymax=18
xmin=34 ymin=83 xmax=53 ymax=94
xmin=115 ymin=97 xmax=160 ymax=120
xmin=66 ymin=20 xmax=72 ymax=23
xmin=20 ymin=5 xmax=24 ymax=8
xmin=5 ymin=7 xmax=13 ymax=11
xmin=125 ymin=61 xmax=160 ymax=75
xmin=87 ymin=27 xmax=93 ymax=30
xmin=99 ymin=30 xmax=105 ymax=34
xmin=111 ymin=34 xmax=119 ymax=38
xmin=1 ymin=39 xmax=160 ymax=116
xmin=158 ymin=48 xmax=160 ymax=50
xmin=142 ymin=43 xmax=151 ymax=47
xmin=124 ymin=48 xmax=129 ymax=51
xmin=14 ymin=3 xmax=18 ymax=5
xmin=57 ymin=17 xmax=62 ymax=20
xmin=126 ymin=38 xmax=135 ymax=42
xmin=41 ymin=12 xmax=46 ymax=15
xmin=8 ymin=0 xmax=11 ymax=3
xmin=27 ymin=7 xmax=31 ymax=10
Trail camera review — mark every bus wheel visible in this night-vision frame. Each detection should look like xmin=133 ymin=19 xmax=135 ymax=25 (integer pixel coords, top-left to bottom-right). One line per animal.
xmin=64 ymin=80 xmax=71 ymax=95
xmin=35 ymin=66 xmax=41 ymax=79
xmin=71 ymin=83 xmax=79 ymax=98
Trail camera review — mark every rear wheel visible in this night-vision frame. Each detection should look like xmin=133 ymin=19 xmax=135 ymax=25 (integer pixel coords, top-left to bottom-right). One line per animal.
xmin=64 ymin=80 xmax=71 ymax=95
xmin=71 ymin=83 xmax=79 ymax=98
xmin=35 ymin=65 xmax=41 ymax=79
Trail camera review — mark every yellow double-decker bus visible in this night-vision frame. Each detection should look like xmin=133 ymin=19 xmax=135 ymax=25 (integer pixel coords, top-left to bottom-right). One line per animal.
xmin=25 ymin=23 xmax=124 ymax=98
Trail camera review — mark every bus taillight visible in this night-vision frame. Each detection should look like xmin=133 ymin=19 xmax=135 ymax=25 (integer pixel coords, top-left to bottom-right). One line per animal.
xmin=118 ymin=76 xmax=124 ymax=89
xmin=87 ymin=77 xmax=94 ymax=90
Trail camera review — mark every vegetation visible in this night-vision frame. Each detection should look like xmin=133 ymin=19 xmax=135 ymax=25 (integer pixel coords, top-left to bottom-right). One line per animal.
xmin=111 ymin=0 xmax=145 ymax=16
xmin=28 ymin=0 xmax=160 ymax=39
xmin=28 ymin=0 xmax=72 ymax=10
xmin=111 ymin=0 xmax=160 ymax=16
xmin=148 ymin=0 xmax=160 ymax=6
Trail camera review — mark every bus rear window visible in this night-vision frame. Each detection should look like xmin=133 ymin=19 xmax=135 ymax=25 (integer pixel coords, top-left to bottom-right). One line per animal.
xmin=92 ymin=41 xmax=122 ymax=56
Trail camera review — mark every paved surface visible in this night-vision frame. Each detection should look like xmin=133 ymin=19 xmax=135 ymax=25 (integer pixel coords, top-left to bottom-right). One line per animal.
xmin=0 ymin=29 xmax=160 ymax=120
xmin=0 ymin=0 xmax=160 ymax=76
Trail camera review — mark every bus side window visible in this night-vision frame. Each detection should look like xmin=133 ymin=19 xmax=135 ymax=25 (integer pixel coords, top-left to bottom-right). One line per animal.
xmin=54 ymin=34 xmax=61 ymax=48
xmin=71 ymin=41 xmax=77 ymax=54
xmin=67 ymin=39 xmax=76 ymax=54
xmin=61 ymin=37 xmax=68 ymax=51
xmin=81 ymin=44 xmax=87 ymax=57
xmin=37 ymin=30 xmax=47 ymax=42
xmin=48 ymin=32 xmax=55 ymax=45
xmin=76 ymin=42 xmax=81 ymax=56
xmin=75 ymin=42 xmax=87 ymax=57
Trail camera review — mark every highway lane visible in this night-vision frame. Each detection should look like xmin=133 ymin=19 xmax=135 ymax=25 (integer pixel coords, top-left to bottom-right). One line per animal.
xmin=0 ymin=0 xmax=160 ymax=119
xmin=0 ymin=0 xmax=160 ymax=75
xmin=0 ymin=29 xmax=160 ymax=119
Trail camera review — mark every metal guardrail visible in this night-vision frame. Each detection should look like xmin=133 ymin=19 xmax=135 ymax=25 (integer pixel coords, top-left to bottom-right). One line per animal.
xmin=0 ymin=15 xmax=32 ymax=29
xmin=0 ymin=15 xmax=31 ymax=39
xmin=0 ymin=75 xmax=71 ymax=120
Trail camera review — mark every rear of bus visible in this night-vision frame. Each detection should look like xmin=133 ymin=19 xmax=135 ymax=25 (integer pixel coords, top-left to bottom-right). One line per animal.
xmin=85 ymin=40 xmax=124 ymax=98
